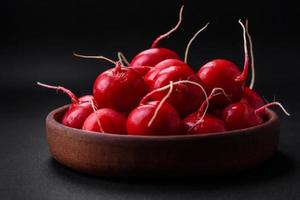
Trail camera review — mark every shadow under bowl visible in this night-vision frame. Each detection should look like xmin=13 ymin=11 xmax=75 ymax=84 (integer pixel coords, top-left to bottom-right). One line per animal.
xmin=46 ymin=105 xmax=280 ymax=178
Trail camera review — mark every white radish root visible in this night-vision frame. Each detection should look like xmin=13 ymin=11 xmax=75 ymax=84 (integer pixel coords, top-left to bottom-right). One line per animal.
xmin=89 ymin=99 xmax=104 ymax=133
xmin=148 ymin=81 xmax=174 ymax=127
xmin=73 ymin=53 xmax=116 ymax=65
xmin=184 ymin=22 xmax=210 ymax=63
xmin=151 ymin=5 xmax=184 ymax=48
xmin=245 ymin=20 xmax=256 ymax=89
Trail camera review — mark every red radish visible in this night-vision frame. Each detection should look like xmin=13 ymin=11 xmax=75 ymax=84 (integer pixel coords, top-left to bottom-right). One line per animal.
xmin=197 ymin=20 xmax=249 ymax=108
xmin=37 ymin=82 xmax=93 ymax=129
xmin=73 ymin=54 xmax=148 ymax=113
xmin=82 ymin=101 xmax=126 ymax=134
xmin=144 ymin=58 xmax=191 ymax=86
xmin=184 ymin=114 xmax=226 ymax=135
xmin=222 ymin=101 xmax=290 ymax=130
xmin=241 ymin=87 xmax=264 ymax=110
xmin=183 ymin=88 xmax=228 ymax=134
xmin=127 ymin=82 xmax=182 ymax=136
xmin=130 ymin=6 xmax=184 ymax=67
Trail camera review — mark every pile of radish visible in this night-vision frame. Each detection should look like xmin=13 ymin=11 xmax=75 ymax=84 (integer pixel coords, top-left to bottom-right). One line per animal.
xmin=38 ymin=6 xmax=289 ymax=136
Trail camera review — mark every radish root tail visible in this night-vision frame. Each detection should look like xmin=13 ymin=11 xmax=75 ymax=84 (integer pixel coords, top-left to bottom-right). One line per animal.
xmin=188 ymin=87 xmax=228 ymax=132
xmin=73 ymin=52 xmax=116 ymax=65
xmin=89 ymin=99 xmax=104 ymax=133
xmin=235 ymin=19 xmax=249 ymax=82
xmin=37 ymin=82 xmax=79 ymax=104
xmin=151 ymin=5 xmax=184 ymax=48
xmin=184 ymin=22 xmax=210 ymax=64
xmin=148 ymin=81 xmax=174 ymax=127
xmin=246 ymin=20 xmax=255 ymax=89
xmin=255 ymin=101 xmax=290 ymax=116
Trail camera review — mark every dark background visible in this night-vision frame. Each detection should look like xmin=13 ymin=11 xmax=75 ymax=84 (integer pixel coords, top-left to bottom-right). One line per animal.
xmin=1 ymin=0 xmax=300 ymax=199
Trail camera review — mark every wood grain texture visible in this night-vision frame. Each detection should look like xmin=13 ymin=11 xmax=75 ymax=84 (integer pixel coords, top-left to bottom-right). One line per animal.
xmin=46 ymin=105 xmax=280 ymax=178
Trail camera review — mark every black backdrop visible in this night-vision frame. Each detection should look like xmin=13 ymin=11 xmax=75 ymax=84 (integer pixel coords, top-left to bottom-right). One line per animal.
xmin=1 ymin=1 xmax=300 ymax=199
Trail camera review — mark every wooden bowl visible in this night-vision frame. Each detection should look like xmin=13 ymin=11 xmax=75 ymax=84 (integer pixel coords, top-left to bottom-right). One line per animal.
xmin=46 ymin=105 xmax=280 ymax=178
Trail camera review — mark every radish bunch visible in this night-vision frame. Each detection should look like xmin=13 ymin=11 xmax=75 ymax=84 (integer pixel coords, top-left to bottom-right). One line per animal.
xmin=38 ymin=7 xmax=289 ymax=136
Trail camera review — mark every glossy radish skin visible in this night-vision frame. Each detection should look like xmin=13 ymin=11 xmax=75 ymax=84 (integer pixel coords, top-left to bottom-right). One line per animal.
xmin=130 ymin=48 xmax=180 ymax=67
xmin=197 ymin=20 xmax=249 ymax=109
xmin=241 ymin=87 xmax=264 ymax=110
xmin=93 ymin=63 xmax=148 ymax=113
xmin=144 ymin=59 xmax=189 ymax=86
xmin=129 ymin=65 xmax=152 ymax=76
xmin=184 ymin=114 xmax=226 ymax=134
xmin=127 ymin=101 xmax=182 ymax=136
xmin=62 ymin=102 xmax=93 ymax=129
xmin=198 ymin=59 xmax=243 ymax=107
xmin=147 ymin=60 xmax=205 ymax=116
xmin=222 ymin=102 xmax=262 ymax=130
xmin=82 ymin=108 xmax=126 ymax=134
xmin=62 ymin=95 xmax=94 ymax=129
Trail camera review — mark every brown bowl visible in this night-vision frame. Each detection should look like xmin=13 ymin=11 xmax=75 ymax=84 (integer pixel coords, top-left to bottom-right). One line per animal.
xmin=46 ymin=105 xmax=280 ymax=178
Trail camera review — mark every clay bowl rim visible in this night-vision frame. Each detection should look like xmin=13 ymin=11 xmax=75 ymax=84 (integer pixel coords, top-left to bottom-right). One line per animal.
xmin=46 ymin=105 xmax=279 ymax=141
